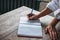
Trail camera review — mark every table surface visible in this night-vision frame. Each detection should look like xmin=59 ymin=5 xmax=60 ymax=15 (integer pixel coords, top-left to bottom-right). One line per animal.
xmin=0 ymin=6 xmax=50 ymax=40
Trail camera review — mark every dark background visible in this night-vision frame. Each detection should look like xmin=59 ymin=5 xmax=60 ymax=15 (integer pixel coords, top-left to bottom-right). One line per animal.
xmin=0 ymin=0 xmax=48 ymax=15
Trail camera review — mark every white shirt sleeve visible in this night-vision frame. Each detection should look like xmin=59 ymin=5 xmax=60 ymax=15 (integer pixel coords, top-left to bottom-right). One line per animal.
xmin=46 ymin=0 xmax=59 ymax=11
xmin=54 ymin=9 xmax=60 ymax=20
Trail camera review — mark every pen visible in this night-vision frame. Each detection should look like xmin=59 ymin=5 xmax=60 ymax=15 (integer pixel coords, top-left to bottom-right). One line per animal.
xmin=30 ymin=9 xmax=33 ymax=16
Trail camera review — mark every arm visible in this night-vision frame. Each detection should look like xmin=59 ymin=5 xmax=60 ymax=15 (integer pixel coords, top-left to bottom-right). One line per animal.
xmin=27 ymin=0 xmax=59 ymax=20
xmin=45 ymin=17 xmax=59 ymax=40
xmin=37 ymin=0 xmax=59 ymax=18
xmin=27 ymin=7 xmax=53 ymax=20
xmin=37 ymin=7 xmax=53 ymax=18
xmin=45 ymin=17 xmax=59 ymax=34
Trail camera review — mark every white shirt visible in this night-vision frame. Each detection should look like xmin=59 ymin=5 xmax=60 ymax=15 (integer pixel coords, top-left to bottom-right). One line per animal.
xmin=47 ymin=0 xmax=60 ymax=20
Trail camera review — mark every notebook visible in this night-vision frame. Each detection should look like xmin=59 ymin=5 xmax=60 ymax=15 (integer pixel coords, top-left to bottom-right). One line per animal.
xmin=17 ymin=17 xmax=42 ymax=38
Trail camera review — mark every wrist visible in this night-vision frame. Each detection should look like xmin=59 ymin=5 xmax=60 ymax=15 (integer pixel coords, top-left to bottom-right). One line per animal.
xmin=49 ymin=17 xmax=59 ymax=26
xmin=36 ymin=15 xmax=41 ymax=18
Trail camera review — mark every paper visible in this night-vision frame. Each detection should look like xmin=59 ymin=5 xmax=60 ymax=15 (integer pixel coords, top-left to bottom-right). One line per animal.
xmin=17 ymin=17 xmax=42 ymax=37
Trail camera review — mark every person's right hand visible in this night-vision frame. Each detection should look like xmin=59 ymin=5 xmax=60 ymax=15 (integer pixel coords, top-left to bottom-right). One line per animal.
xmin=27 ymin=14 xmax=39 ymax=20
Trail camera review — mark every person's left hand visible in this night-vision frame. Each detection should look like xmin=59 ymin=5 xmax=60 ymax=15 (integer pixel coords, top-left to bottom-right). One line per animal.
xmin=45 ymin=25 xmax=57 ymax=40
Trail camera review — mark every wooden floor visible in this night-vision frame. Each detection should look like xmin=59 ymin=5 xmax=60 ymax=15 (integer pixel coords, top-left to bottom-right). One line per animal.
xmin=0 ymin=6 xmax=50 ymax=40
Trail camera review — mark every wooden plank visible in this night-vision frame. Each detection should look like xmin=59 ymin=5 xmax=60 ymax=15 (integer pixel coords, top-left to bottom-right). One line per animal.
xmin=0 ymin=6 xmax=40 ymax=40
xmin=0 ymin=6 xmax=51 ymax=40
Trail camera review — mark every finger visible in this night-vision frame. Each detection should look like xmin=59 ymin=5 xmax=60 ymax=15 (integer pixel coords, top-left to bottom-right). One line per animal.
xmin=55 ymin=32 xmax=57 ymax=40
xmin=51 ymin=31 xmax=55 ymax=40
xmin=51 ymin=29 xmax=55 ymax=40
xmin=45 ymin=28 xmax=48 ymax=34
xmin=52 ymin=31 xmax=57 ymax=40
xmin=53 ymin=31 xmax=57 ymax=40
xmin=54 ymin=32 xmax=57 ymax=39
xmin=27 ymin=14 xmax=34 ymax=17
xmin=29 ymin=17 xmax=33 ymax=20
xmin=49 ymin=31 xmax=53 ymax=40
xmin=29 ymin=16 xmax=35 ymax=20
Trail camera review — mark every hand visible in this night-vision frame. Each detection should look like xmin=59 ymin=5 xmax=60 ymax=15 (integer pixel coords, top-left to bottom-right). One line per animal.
xmin=27 ymin=14 xmax=39 ymax=20
xmin=45 ymin=25 xmax=57 ymax=40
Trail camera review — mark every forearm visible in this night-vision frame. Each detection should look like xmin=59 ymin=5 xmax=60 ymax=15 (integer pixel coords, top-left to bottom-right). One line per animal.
xmin=37 ymin=7 xmax=53 ymax=18
xmin=49 ymin=17 xmax=59 ymax=27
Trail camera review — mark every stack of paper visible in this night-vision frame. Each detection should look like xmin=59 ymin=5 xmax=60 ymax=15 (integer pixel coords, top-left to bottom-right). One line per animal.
xmin=17 ymin=17 xmax=42 ymax=38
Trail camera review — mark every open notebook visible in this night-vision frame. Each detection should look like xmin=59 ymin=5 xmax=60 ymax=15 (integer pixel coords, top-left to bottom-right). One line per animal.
xmin=17 ymin=17 xmax=42 ymax=38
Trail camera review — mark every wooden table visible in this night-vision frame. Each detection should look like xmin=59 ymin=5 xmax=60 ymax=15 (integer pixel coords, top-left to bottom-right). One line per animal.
xmin=0 ymin=6 xmax=50 ymax=40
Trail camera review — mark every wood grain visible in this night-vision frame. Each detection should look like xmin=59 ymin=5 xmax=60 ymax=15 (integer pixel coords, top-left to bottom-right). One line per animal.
xmin=0 ymin=6 xmax=50 ymax=40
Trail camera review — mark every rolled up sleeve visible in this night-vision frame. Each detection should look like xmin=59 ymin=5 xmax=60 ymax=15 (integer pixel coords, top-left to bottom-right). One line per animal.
xmin=54 ymin=9 xmax=60 ymax=20
xmin=46 ymin=0 xmax=59 ymax=11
